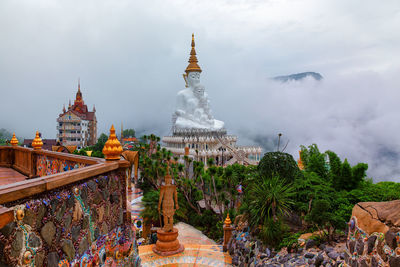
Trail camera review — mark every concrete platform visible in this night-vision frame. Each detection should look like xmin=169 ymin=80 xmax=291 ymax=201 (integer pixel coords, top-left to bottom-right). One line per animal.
xmin=0 ymin=167 xmax=27 ymax=186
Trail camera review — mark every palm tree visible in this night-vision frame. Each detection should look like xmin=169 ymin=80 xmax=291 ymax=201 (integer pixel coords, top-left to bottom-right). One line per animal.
xmin=247 ymin=174 xmax=295 ymax=227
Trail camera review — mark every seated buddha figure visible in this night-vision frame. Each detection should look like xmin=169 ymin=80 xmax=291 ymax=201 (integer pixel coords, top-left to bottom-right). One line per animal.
xmin=173 ymin=34 xmax=224 ymax=130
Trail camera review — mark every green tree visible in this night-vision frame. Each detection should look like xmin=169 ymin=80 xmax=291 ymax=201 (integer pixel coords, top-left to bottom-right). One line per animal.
xmin=246 ymin=175 xmax=295 ymax=227
xmin=93 ymin=133 xmax=108 ymax=152
xmin=123 ymin=128 xmax=135 ymax=137
xmin=258 ymin=152 xmax=302 ymax=183
xmin=300 ymin=144 xmax=328 ymax=179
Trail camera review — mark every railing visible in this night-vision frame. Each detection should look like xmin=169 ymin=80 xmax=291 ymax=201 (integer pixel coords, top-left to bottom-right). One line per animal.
xmin=57 ymin=125 xmax=82 ymax=130
xmin=57 ymin=133 xmax=83 ymax=138
xmin=0 ymin=145 xmax=140 ymax=265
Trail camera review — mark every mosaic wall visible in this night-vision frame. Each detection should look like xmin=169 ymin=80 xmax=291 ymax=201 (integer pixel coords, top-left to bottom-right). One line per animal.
xmin=345 ymin=216 xmax=400 ymax=266
xmin=0 ymin=169 xmax=141 ymax=266
xmin=36 ymin=154 xmax=88 ymax=177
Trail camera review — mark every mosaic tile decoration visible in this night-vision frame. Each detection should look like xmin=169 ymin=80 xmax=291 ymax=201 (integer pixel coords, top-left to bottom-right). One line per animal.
xmin=36 ymin=154 xmax=88 ymax=177
xmin=139 ymin=244 xmax=232 ymax=267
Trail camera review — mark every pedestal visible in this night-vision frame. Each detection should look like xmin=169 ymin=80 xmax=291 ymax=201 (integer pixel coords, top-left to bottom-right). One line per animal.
xmin=152 ymin=228 xmax=184 ymax=256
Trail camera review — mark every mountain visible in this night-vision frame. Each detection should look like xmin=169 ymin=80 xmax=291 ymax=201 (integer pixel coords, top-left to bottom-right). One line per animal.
xmin=273 ymin=72 xmax=323 ymax=82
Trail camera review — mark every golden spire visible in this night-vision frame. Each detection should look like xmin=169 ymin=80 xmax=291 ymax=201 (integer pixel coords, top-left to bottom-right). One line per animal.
xmin=224 ymin=213 xmax=231 ymax=226
xmin=10 ymin=133 xmax=19 ymax=146
xmin=185 ymin=33 xmax=202 ymax=74
xmin=32 ymin=131 xmax=43 ymax=150
xmin=63 ymin=104 xmax=66 ymax=113
xmin=102 ymin=125 xmax=123 ymax=160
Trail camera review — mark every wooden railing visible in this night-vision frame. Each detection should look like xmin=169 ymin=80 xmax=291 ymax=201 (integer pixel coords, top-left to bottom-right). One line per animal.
xmin=0 ymin=146 xmax=138 ymax=265
xmin=0 ymin=146 xmax=102 ymax=178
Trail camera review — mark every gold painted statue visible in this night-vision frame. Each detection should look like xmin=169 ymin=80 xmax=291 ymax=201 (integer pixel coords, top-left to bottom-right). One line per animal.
xmin=158 ymin=173 xmax=179 ymax=232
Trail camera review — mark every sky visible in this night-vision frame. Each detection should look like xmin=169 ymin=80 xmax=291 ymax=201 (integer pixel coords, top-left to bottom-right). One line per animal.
xmin=1 ymin=0 xmax=400 ymax=181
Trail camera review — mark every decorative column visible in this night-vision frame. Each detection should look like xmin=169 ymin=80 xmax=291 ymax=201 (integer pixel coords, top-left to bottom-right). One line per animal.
xmin=102 ymin=125 xmax=123 ymax=160
xmin=223 ymin=213 xmax=233 ymax=252
xmin=10 ymin=133 xmax=18 ymax=146
xmin=31 ymin=131 xmax=43 ymax=150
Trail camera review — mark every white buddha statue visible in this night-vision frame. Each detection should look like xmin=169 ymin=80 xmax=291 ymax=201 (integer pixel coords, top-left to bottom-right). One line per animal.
xmin=173 ymin=34 xmax=224 ymax=130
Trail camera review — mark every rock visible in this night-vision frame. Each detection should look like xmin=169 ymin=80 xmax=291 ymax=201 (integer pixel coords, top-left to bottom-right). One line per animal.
xmin=371 ymin=256 xmax=378 ymax=267
xmin=305 ymin=252 xmax=315 ymax=259
xmin=328 ymin=251 xmax=339 ymax=260
xmin=62 ymin=239 xmax=75 ymax=261
xmin=10 ymin=230 xmax=23 ymax=257
xmin=41 ymin=221 xmax=56 ymax=246
xmin=71 ymin=225 xmax=81 ymax=242
xmin=305 ymin=239 xmax=316 ymax=249
xmin=325 ymin=247 xmax=334 ymax=254
xmin=67 ymin=195 xmax=75 ymax=208
xmin=28 ymin=233 xmax=41 ymax=247
xmin=356 ymin=238 xmax=364 ymax=255
xmin=348 ymin=240 xmax=356 ymax=254
xmin=111 ymin=192 xmax=120 ymax=204
xmin=367 ymin=235 xmax=377 ymax=253
xmin=352 ymin=200 xmax=400 ymax=235
xmin=64 ymin=215 xmax=72 ymax=229
xmin=47 ymin=252 xmax=59 ymax=267
xmin=118 ymin=210 xmax=123 ymax=225
xmin=386 ymin=230 xmax=398 ymax=250
xmin=35 ymin=251 xmax=45 ymax=267
xmin=0 ymin=222 xmax=15 ymax=237
xmin=79 ymin=237 xmax=89 ymax=255
xmin=80 ymin=186 xmax=88 ymax=202
xmin=56 ymin=203 xmax=66 ymax=221
xmin=36 ymin=205 xmax=46 ymax=228
xmin=232 ymin=256 xmax=239 ymax=265
xmin=315 ymin=253 xmax=324 ymax=267
xmin=50 ymin=199 xmax=59 ymax=214
xmin=87 ymin=180 xmax=97 ymax=192
xmin=360 ymin=259 xmax=368 ymax=267
xmin=82 ymin=215 xmax=89 ymax=229
xmin=389 ymin=256 xmax=400 ymax=267
xmin=94 ymin=227 xmax=100 ymax=240
xmin=23 ymin=208 xmax=35 ymax=227
xmin=319 ymin=244 xmax=326 ymax=250
xmin=93 ymin=192 xmax=103 ymax=205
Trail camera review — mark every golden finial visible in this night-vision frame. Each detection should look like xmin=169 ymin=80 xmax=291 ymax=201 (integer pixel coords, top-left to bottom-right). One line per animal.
xmin=224 ymin=213 xmax=231 ymax=226
xmin=31 ymin=131 xmax=43 ymax=150
xmin=16 ymin=209 xmax=25 ymax=221
xmin=185 ymin=33 xmax=202 ymax=74
xmin=102 ymin=125 xmax=123 ymax=160
xmin=10 ymin=133 xmax=19 ymax=146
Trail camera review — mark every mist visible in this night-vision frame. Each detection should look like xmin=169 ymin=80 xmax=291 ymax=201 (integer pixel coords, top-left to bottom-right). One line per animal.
xmin=0 ymin=0 xmax=399 ymax=182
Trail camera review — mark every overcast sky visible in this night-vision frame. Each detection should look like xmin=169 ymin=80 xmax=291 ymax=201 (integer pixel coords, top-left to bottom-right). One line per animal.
xmin=1 ymin=0 xmax=400 ymax=182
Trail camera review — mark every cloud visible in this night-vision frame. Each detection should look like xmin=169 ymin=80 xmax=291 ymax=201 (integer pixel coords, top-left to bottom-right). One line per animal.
xmin=0 ymin=0 xmax=399 ymax=181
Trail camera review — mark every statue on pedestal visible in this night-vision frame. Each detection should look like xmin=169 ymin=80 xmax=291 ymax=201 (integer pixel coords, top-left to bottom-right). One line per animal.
xmin=158 ymin=173 xmax=179 ymax=232
xmin=153 ymin=169 xmax=184 ymax=256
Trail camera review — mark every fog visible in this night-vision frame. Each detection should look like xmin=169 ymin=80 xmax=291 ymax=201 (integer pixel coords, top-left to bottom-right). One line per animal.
xmin=0 ymin=0 xmax=399 ymax=181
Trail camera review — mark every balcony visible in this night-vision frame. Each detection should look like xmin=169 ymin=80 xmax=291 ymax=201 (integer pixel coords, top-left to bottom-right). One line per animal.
xmin=56 ymin=125 xmax=81 ymax=131
xmin=0 ymin=145 xmax=140 ymax=265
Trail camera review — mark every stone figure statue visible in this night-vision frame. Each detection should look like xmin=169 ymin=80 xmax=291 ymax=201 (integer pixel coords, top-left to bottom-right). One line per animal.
xmin=158 ymin=173 xmax=179 ymax=232
xmin=173 ymin=34 xmax=224 ymax=130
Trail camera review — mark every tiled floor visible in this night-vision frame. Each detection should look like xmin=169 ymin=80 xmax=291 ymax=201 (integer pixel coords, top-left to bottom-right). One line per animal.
xmin=127 ymin=183 xmax=233 ymax=266
xmin=0 ymin=167 xmax=27 ymax=186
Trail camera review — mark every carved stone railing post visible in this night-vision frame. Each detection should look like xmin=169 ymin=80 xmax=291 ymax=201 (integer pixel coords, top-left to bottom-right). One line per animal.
xmin=223 ymin=213 xmax=233 ymax=252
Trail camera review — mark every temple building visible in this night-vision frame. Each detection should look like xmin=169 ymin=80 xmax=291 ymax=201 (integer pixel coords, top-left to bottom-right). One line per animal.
xmin=162 ymin=35 xmax=262 ymax=166
xmin=57 ymin=81 xmax=97 ymax=149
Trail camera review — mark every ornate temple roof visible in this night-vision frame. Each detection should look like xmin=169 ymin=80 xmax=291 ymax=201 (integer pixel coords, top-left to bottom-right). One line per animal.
xmin=58 ymin=81 xmax=96 ymax=122
xmin=185 ymin=34 xmax=202 ymax=74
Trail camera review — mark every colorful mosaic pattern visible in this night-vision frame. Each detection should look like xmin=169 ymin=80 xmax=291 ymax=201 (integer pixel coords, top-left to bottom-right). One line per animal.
xmin=346 ymin=216 xmax=400 ymax=265
xmin=139 ymin=244 xmax=232 ymax=267
xmin=36 ymin=154 xmax=87 ymax=177
xmin=67 ymin=225 xmax=141 ymax=267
